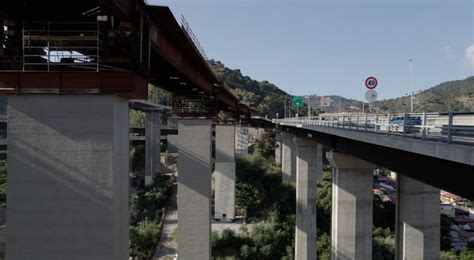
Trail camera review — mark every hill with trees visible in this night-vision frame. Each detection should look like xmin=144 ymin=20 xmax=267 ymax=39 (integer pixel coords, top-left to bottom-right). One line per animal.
xmin=209 ymin=59 xmax=474 ymax=116
xmin=373 ymin=76 xmax=474 ymax=113
xmin=209 ymin=60 xmax=291 ymax=117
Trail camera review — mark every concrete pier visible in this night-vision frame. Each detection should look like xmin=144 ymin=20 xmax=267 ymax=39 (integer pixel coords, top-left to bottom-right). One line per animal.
xmin=214 ymin=125 xmax=236 ymax=220
xmin=166 ymin=134 xmax=178 ymax=153
xmin=145 ymin=111 xmax=161 ymax=185
xmin=235 ymin=125 xmax=249 ymax=157
xmin=177 ymin=119 xmax=212 ymax=260
xmin=327 ymin=152 xmax=375 ymax=260
xmin=281 ymin=132 xmax=296 ymax=182
xmin=6 ymin=95 xmax=130 ymax=260
xmin=294 ymin=138 xmax=323 ymax=260
xmin=275 ymin=132 xmax=282 ymax=166
xmin=396 ymin=175 xmax=440 ymax=260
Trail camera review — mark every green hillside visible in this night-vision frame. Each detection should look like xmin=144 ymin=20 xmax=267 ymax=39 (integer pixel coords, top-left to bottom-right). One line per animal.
xmin=209 ymin=60 xmax=291 ymax=117
xmin=209 ymin=59 xmax=474 ymax=116
xmin=373 ymin=76 xmax=474 ymax=113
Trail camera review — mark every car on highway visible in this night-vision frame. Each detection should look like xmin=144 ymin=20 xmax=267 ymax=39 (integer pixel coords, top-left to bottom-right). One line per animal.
xmin=387 ymin=116 xmax=422 ymax=133
xmin=378 ymin=116 xmax=422 ymax=133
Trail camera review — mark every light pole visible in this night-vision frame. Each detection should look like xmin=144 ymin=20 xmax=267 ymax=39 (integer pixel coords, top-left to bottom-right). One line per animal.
xmin=409 ymin=58 xmax=414 ymax=113
xmin=338 ymin=95 xmax=341 ymax=114
xmin=305 ymin=95 xmax=311 ymax=120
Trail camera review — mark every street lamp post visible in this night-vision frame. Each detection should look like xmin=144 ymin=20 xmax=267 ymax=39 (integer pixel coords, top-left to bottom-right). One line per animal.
xmin=409 ymin=58 xmax=414 ymax=113
xmin=305 ymin=95 xmax=311 ymax=120
xmin=338 ymin=95 xmax=341 ymax=113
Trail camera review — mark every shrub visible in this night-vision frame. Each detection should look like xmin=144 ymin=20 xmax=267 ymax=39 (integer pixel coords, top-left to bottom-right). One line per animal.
xmin=129 ymin=220 xmax=160 ymax=259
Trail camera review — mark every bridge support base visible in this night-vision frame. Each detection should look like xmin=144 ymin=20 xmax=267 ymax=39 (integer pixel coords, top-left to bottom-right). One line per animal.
xmin=327 ymin=152 xmax=375 ymax=260
xmin=6 ymin=95 xmax=129 ymax=260
xmin=214 ymin=125 xmax=236 ymax=220
xmin=396 ymin=175 xmax=440 ymax=260
xmin=145 ymin=111 xmax=161 ymax=185
xmin=281 ymin=132 xmax=296 ymax=183
xmin=294 ymin=138 xmax=323 ymax=260
xmin=177 ymin=119 xmax=212 ymax=260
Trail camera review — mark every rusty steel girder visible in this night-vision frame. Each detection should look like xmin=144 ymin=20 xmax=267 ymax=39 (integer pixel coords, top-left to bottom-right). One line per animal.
xmin=0 ymin=71 xmax=147 ymax=99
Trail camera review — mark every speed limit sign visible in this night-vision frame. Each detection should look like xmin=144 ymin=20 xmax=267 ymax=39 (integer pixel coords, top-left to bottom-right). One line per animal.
xmin=365 ymin=76 xmax=378 ymax=89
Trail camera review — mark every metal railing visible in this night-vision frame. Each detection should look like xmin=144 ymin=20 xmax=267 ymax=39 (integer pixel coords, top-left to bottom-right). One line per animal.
xmin=172 ymin=95 xmax=216 ymax=116
xmin=274 ymin=112 xmax=474 ymax=145
xmin=22 ymin=22 xmax=104 ymax=72
xmin=180 ymin=15 xmax=208 ymax=61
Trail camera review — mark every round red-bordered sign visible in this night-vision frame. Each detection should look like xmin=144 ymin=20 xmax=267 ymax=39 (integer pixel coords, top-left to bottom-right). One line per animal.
xmin=365 ymin=76 xmax=378 ymax=89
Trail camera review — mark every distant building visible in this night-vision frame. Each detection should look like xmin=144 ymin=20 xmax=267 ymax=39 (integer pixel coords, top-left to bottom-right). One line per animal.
xmin=441 ymin=204 xmax=455 ymax=217
xmin=441 ymin=191 xmax=463 ymax=206
xmin=460 ymin=223 xmax=474 ymax=231
xmin=390 ymin=171 xmax=397 ymax=180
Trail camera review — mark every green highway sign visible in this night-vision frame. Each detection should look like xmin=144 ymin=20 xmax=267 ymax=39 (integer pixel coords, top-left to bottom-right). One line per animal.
xmin=293 ymin=96 xmax=303 ymax=108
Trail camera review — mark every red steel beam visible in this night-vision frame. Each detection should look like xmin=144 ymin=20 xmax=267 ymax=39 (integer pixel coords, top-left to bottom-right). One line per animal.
xmin=0 ymin=71 xmax=147 ymax=99
xmin=99 ymin=0 xmax=132 ymax=19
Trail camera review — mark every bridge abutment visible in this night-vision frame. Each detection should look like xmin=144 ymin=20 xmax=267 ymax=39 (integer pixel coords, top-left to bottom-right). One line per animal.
xmin=327 ymin=151 xmax=375 ymax=260
xmin=396 ymin=175 xmax=440 ymax=260
xmin=214 ymin=125 xmax=236 ymax=220
xmin=6 ymin=95 xmax=130 ymax=260
xmin=177 ymin=119 xmax=212 ymax=260
xmin=294 ymin=137 xmax=323 ymax=260
xmin=145 ymin=111 xmax=161 ymax=185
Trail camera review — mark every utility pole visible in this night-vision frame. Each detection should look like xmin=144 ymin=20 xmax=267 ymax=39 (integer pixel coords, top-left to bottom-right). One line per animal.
xmin=320 ymin=96 xmax=323 ymax=114
xmin=338 ymin=95 xmax=341 ymax=113
xmin=305 ymin=95 xmax=311 ymax=120
xmin=308 ymin=96 xmax=311 ymax=118
xmin=287 ymin=100 xmax=291 ymax=118
xmin=409 ymin=58 xmax=414 ymax=113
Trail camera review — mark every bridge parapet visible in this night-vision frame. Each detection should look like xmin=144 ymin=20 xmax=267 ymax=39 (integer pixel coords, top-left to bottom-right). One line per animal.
xmin=275 ymin=112 xmax=474 ymax=145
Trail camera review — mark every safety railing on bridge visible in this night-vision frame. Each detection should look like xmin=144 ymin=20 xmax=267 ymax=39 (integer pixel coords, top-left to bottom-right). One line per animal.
xmin=22 ymin=22 xmax=104 ymax=72
xmin=274 ymin=112 xmax=474 ymax=145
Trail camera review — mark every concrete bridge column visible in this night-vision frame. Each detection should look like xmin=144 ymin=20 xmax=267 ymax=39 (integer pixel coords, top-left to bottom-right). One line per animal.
xmin=281 ymin=132 xmax=296 ymax=182
xmin=275 ymin=132 xmax=282 ymax=166
xmin=214 ymin=125 xmax=236 ymax=220
xmin=235 ymin=125 xmax=249 ymax=157
xmin=396 ymin=175 xmax=440 ymax=260
xmin=177 ymin=119 xmax=212 ymax=260
xmin=6 ymin=95 xmax=129 ymax=260
xmin=294 ymin=137 xmax=323 ymax=260
xmin=145 ymin=111 xmax=161 ymax=185
xmin=327 ymin=151 xmax=375 ymax=260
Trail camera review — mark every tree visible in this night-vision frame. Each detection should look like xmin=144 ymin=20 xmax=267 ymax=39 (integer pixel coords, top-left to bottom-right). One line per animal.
xmin=461 ymin=248 xmax=474 ymax=260
xmin=373 ymin=227 xmax=395 ymax=260
xmin=215 ymin=152 xmax=295 ymax=259
xmin=441 ymin=214 xmax=455 ymax=250
xmin=316 ymin=171 xmax=332 ymax=234
xmin=0 ymin=166 xmax=6 ymax=207
xmin=316 ymin=233 xmax=330 ymax=259
xmin=373 ymin=195 xmax=396 ymax=231
xmin=129 ymin=220 xmax=160 ymax=259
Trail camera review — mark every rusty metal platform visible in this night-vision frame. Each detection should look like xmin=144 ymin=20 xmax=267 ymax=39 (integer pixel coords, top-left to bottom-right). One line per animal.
xmin=0 ymin=71 xmax=147 ymax=99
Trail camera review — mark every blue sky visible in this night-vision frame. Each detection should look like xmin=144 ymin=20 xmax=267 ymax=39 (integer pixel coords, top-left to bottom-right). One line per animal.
xmin=150 ymin=0 xmax=473 ymax=100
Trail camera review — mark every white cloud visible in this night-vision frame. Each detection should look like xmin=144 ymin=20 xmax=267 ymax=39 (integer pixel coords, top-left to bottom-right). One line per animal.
xmin=466 ymin=44 xmax=474 ymax=65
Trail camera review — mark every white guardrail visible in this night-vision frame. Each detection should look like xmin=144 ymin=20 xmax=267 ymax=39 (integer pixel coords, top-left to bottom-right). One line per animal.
xmin=273 ymin=112 xmax=474 ymax=145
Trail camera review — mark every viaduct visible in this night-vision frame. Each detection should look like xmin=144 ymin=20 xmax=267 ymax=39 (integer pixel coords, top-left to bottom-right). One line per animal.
xmin=0 ymin=1 xmax=473 ymax=259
